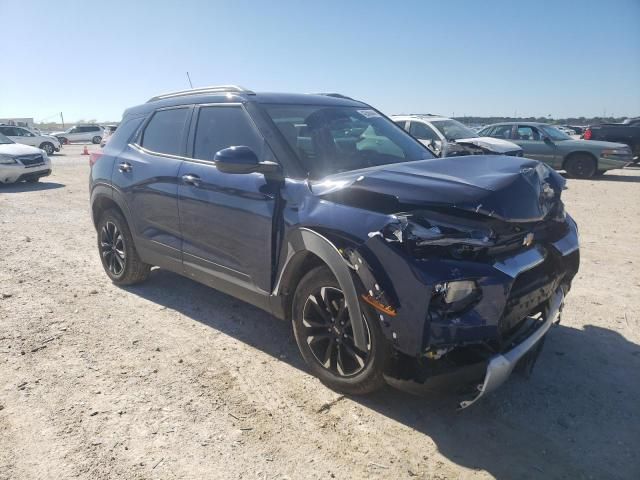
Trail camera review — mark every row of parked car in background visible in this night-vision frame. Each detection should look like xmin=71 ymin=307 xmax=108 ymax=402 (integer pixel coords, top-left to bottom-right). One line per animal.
xmin=1 ymin=101 xmax=637 ymax=185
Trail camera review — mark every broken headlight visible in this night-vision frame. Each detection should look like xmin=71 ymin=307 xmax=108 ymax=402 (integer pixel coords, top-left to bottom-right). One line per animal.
xmin=373 ymin=212 xmax=495 ymax=258
xmin=433 ymin=280 xmax=481 ymax=313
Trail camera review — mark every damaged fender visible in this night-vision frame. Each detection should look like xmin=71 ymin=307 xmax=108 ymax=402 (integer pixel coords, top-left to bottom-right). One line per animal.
xmin=274 ymin=227 xmax=369 ymax=350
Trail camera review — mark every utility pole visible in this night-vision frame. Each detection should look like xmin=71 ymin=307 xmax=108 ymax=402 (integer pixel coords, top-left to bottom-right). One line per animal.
xmin=60 ymin=112 xmax=65 ymax=129
xmin=186 ymin=72 xmax=193 ymax=88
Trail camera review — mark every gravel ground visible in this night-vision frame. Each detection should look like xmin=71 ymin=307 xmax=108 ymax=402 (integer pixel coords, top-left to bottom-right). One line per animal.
xmin=1 ymin=144 xmax=639 ymax=480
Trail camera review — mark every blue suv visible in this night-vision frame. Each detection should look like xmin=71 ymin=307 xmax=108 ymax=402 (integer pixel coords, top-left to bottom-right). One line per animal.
xmin=90 ymin=86 xmax=579 ymax=407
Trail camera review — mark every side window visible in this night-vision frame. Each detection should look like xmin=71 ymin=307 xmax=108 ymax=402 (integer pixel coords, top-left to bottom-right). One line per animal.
xmin=141 ymin=108 xmax=189 ymax=156
xmin=89 ymin=126 xmax=100 ymax=132
xmin=515 ymin=125 xmax=541 ymax=141
xmin=490 ymin=125 xmax=513 ymax=139
xmin=393 ymin=120 xmax=407 ymax=130
xmin=409 ymin=121 xmax=439 ymax=141
xmin=193 ymin=106 xmax=263 ymax=161
xmin=69 ymin=127 xmax=79 ymax=134
xmin=18 ymin=128 xmax=33 ymax=137
xmin=0 ymin=126 xmax=9 ymax=135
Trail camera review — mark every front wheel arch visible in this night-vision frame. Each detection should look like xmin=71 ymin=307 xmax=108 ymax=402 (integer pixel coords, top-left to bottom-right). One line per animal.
xmin=275 ymin=228 xmax=369 ymax=351
xmin=562 ymin=151 xmax=598 ymax=178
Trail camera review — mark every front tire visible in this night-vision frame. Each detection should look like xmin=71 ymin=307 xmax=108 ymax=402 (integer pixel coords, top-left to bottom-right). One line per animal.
xmin=565 ymin=154 xmax=597 ymax=178
xmin=92 ymin=136 xmax=102 ymax=144
xmin=97 ymin=209 xmax=150 ymax=285
xmin=39 ymin=142 xmax=54 ymax=155
xmin=292 ymin=266 xmax=389 ymax=394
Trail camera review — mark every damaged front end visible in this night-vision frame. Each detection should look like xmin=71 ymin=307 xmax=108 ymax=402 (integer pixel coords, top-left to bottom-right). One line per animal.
xmin=305 ymin=156 xmax=579 ymax=406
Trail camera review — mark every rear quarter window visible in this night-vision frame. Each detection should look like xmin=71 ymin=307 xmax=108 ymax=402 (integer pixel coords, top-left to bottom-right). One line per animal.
xmin=105 ymin=116 xmax=145 ymax=152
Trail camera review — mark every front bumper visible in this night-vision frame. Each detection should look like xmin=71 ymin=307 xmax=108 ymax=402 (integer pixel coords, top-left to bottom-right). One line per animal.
xmin=459 ymin=287 xmax=564 ymax=408
xmin=358 ymin=216 xmax=579 ymax=404
xmin=598 ymin=154 xmax=634 ymax=170
xmin=0 ymin=163 xmax=52 ymax=184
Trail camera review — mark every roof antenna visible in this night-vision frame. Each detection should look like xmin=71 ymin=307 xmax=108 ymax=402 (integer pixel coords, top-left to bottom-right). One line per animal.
xmin=186 ymin=72 xmax=193 ymax=89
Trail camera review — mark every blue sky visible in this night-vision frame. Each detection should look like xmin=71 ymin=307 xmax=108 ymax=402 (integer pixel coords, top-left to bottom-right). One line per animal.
xmin=1 ymin=0 xmax=639 ymax=122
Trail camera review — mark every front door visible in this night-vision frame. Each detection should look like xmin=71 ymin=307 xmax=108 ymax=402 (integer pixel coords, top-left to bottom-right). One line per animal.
xmin=513 ymin=125 xmax=558 ymax=164
xmin=178 ymin=104 xmax=276 ymax=294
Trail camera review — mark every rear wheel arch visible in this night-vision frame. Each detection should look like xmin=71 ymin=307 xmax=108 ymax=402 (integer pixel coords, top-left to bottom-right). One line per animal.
xmin=92 ymin=194 xmax=127 ymax=229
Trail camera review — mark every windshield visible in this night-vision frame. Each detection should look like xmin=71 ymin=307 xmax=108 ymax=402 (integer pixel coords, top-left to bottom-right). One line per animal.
xmin=0 ymin=133 xmax=14 ymax=144
xmin=264 ymin=105 xmax=433 ymax=178
xmin=430 ymin=119 xmax=477 ymax=141
xmin=540 ymin=125 xmax=571 ymax=141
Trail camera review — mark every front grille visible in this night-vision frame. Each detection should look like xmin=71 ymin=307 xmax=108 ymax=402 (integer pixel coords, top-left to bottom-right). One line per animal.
xmin=17 ymin=154 xmax=45 ymax=167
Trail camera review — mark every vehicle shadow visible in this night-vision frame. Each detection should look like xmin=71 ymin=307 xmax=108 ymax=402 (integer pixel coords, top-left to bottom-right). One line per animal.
xmin=126 ymin=269 xmax=640 ymax=480
xmin=595 ymin=173 xmax=640 ymax=183
xmin=0 ymin=181 xmax=65 ymax=193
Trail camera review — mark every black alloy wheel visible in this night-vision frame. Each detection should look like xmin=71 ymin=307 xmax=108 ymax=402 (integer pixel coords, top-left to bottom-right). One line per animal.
xmin=100 ymin=221 xmax=126 ymax=276
xmin=301 ymin=286 xmax=371 ymax=377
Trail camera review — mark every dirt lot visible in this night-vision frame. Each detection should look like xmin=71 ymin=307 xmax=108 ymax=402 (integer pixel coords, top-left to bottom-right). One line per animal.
xmin=1 ymin=144 xmax=639 ymax=480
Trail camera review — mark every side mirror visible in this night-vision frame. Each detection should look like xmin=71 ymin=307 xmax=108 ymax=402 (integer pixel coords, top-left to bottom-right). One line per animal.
xmin=543 ymin=136 xmax=554 ymax=145
xmin=214 ymin=146 xmax=280 ymax=175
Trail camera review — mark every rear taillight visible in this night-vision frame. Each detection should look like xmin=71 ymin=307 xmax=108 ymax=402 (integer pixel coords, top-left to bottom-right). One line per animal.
xmin=89 ymin=152 xmax=103 ymax=167
xmin=583 ymin=128 xmax=592 ymax=140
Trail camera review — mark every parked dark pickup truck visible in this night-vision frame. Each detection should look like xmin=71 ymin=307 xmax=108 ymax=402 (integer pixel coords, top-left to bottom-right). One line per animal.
xmin=584 ymin=118 xmax=640 ymax=162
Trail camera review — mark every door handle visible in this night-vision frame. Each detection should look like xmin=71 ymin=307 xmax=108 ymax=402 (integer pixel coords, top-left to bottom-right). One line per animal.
xmin=182 ymin=174 xmax=201 ymax=186
xmin=118 ymin=162 xmax=132 ymax=173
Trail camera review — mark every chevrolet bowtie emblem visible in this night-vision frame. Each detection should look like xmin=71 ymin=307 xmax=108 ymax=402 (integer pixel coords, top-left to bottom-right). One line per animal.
xmin=523 ymin=232 xmax=534 ymax=247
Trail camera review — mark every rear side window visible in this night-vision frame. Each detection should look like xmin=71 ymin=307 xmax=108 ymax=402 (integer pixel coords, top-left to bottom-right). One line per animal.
xmin=141 ymin=108 xmax=189 ymax=156
xmin=193 ymin=106 xmax=263 ymax=161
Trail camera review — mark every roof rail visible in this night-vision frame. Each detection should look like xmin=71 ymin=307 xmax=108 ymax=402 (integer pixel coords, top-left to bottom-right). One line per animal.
xmin=314 ymin=93 xmax=355 ymax=101
xmin=147 ymin=85 xmax=254 ymax=103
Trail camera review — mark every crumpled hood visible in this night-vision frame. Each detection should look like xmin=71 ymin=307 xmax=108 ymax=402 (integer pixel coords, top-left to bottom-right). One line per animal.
xmin=0 ymin=143 xmax=45 ymax=156
xmin=311 ymin=156 xmax=565 ymax=222
xmin=454 ymin=136 xmax=522 ymax=154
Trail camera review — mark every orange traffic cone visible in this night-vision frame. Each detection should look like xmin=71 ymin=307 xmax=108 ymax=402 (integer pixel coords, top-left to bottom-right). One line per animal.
xmin=82 ymin=146 xmax=89 ymax=155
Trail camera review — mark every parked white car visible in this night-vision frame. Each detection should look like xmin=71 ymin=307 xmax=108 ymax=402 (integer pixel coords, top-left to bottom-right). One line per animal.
xmin=392 ymin=115 xmax=523 ymax=157
xmin=51 ymin=125 xmax=104 ymax=144
xmin=0 ymin=133 xmax=52 ymax=184
xmin=100 ymin=124 xmax=118 ymax=147
xmin=0 ymin=125 xmax=61 ymax=156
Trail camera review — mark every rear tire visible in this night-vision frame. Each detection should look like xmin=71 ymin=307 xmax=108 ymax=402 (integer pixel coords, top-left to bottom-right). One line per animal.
xmin=92 ymin=136 xmax=102 ymax=144
xmin=565 ymin=154 xmax=597 ymax=179
xmin=97 ymin=209 xmax=150 ymax=285
xmin=292 ymin=266 xmax=389 ymax=394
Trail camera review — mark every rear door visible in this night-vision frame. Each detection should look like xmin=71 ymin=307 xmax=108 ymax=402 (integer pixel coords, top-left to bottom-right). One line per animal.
xmin=512 ymin=125 xmax=557 ymax=164
xmin=114 ymin=106 xmax=191 ymax=270
xmin=178 ymin=104 xmax=277 ymax=295
xmin=14 ymin=128 xmax=39 ymax=147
